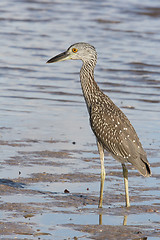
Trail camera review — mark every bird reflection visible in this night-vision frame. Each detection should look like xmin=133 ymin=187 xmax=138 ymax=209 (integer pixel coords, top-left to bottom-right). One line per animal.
xmin=99 ymin=213 xmax=102 ymax=225
xmin=98 ymin=214 xmax=147 ymax=240
xmin=98 ymin=214 xmax=128 ymax=226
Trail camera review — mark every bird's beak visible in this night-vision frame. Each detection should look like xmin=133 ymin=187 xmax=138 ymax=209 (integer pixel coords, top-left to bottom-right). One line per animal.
xmin=46 ymin=51 xmax=71 ymax=63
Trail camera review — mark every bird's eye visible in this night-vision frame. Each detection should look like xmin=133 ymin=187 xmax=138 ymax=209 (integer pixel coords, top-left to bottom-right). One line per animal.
xmin=72 ymin=48 xmax=78 ymax=53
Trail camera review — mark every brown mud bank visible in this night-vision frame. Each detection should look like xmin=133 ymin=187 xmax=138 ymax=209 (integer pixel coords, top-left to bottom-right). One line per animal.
xmin=0 ymin=141 xmax=160 ymax=239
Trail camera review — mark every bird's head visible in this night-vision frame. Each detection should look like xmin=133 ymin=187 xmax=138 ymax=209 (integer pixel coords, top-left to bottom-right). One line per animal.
xmin=47 ymin=42 xmax=97 ymax=64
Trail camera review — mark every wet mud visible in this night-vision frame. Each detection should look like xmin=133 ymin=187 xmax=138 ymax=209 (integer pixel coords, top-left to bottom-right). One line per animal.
xmin=0 ymin=139 xmax=160 ymax=239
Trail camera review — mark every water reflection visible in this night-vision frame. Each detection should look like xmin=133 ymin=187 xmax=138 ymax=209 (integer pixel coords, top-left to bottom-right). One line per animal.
xmin=99 ymin=213 xmax=127 ymax=226
xmin=123 ymin=215 xmax=128 ymax=226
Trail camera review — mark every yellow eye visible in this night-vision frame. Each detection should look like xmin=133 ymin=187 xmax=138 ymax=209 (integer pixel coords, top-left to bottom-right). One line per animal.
xmin=72 ymin=48 xmax=78 ymax=53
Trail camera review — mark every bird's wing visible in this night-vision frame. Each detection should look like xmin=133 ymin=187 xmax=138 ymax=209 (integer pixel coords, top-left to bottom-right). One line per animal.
xmin=90 ymin=100 xmax=151 ymax=176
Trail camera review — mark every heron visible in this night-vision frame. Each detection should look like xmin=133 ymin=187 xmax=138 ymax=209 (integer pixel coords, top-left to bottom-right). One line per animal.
xmin=47 ymin=42 xmax=151 ymax=208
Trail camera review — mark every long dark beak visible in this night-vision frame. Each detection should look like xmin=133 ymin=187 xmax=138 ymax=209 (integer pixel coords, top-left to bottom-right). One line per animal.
xmin=46 ymin=51 xmax=71 ymax=63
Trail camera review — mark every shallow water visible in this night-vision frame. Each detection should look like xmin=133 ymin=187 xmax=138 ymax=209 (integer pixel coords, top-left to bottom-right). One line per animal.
xmin=0 ymin=0 xmax=160 ymax=239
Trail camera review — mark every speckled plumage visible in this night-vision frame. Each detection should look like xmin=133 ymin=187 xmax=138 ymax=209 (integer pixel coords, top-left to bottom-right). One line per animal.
xmin=78 ymin=43 xmax=151 ymax=177
xmin=47 ymin=42 xmax=151 ymax=207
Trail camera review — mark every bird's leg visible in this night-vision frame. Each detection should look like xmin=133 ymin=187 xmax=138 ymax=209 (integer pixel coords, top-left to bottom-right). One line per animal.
xmin=97 ymin=141 xmax=105 ymax=208
xmin=122 ymin=163 xmax=130 ymax=207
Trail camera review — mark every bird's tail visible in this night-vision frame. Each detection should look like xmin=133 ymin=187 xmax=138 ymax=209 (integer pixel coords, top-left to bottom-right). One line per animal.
xmin=134 ymin=154 xmax=151 ymax=177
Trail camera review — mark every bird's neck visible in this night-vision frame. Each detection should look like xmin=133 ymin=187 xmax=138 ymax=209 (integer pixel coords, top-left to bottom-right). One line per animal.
xmin=80 ymin=61 xmax=100 ymax=111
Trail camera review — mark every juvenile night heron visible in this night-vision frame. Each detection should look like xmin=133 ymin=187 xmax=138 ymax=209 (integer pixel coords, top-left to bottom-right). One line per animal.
xmin=47 ymin=42 xmax=151 ymax=208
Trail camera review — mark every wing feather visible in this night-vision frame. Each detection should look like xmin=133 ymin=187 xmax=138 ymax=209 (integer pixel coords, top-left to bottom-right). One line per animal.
xmin=90 ymin=99 xmax=151 ymax=176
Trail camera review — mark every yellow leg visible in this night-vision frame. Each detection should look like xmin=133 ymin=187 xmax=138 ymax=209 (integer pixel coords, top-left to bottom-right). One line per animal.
xmin=122 ymin=163 xmax=130 ymax=207
xmin=97 ymin=141 xmax=105 ymax=208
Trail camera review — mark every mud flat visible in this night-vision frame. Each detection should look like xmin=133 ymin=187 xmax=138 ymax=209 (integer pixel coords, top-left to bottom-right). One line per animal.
xmin=0 ymin=139 xmax=159 ymax=239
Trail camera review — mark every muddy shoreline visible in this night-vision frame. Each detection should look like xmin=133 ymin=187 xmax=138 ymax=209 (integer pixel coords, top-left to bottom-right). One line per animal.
xmin=0 ymin=139 xmax=159 ymax=239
